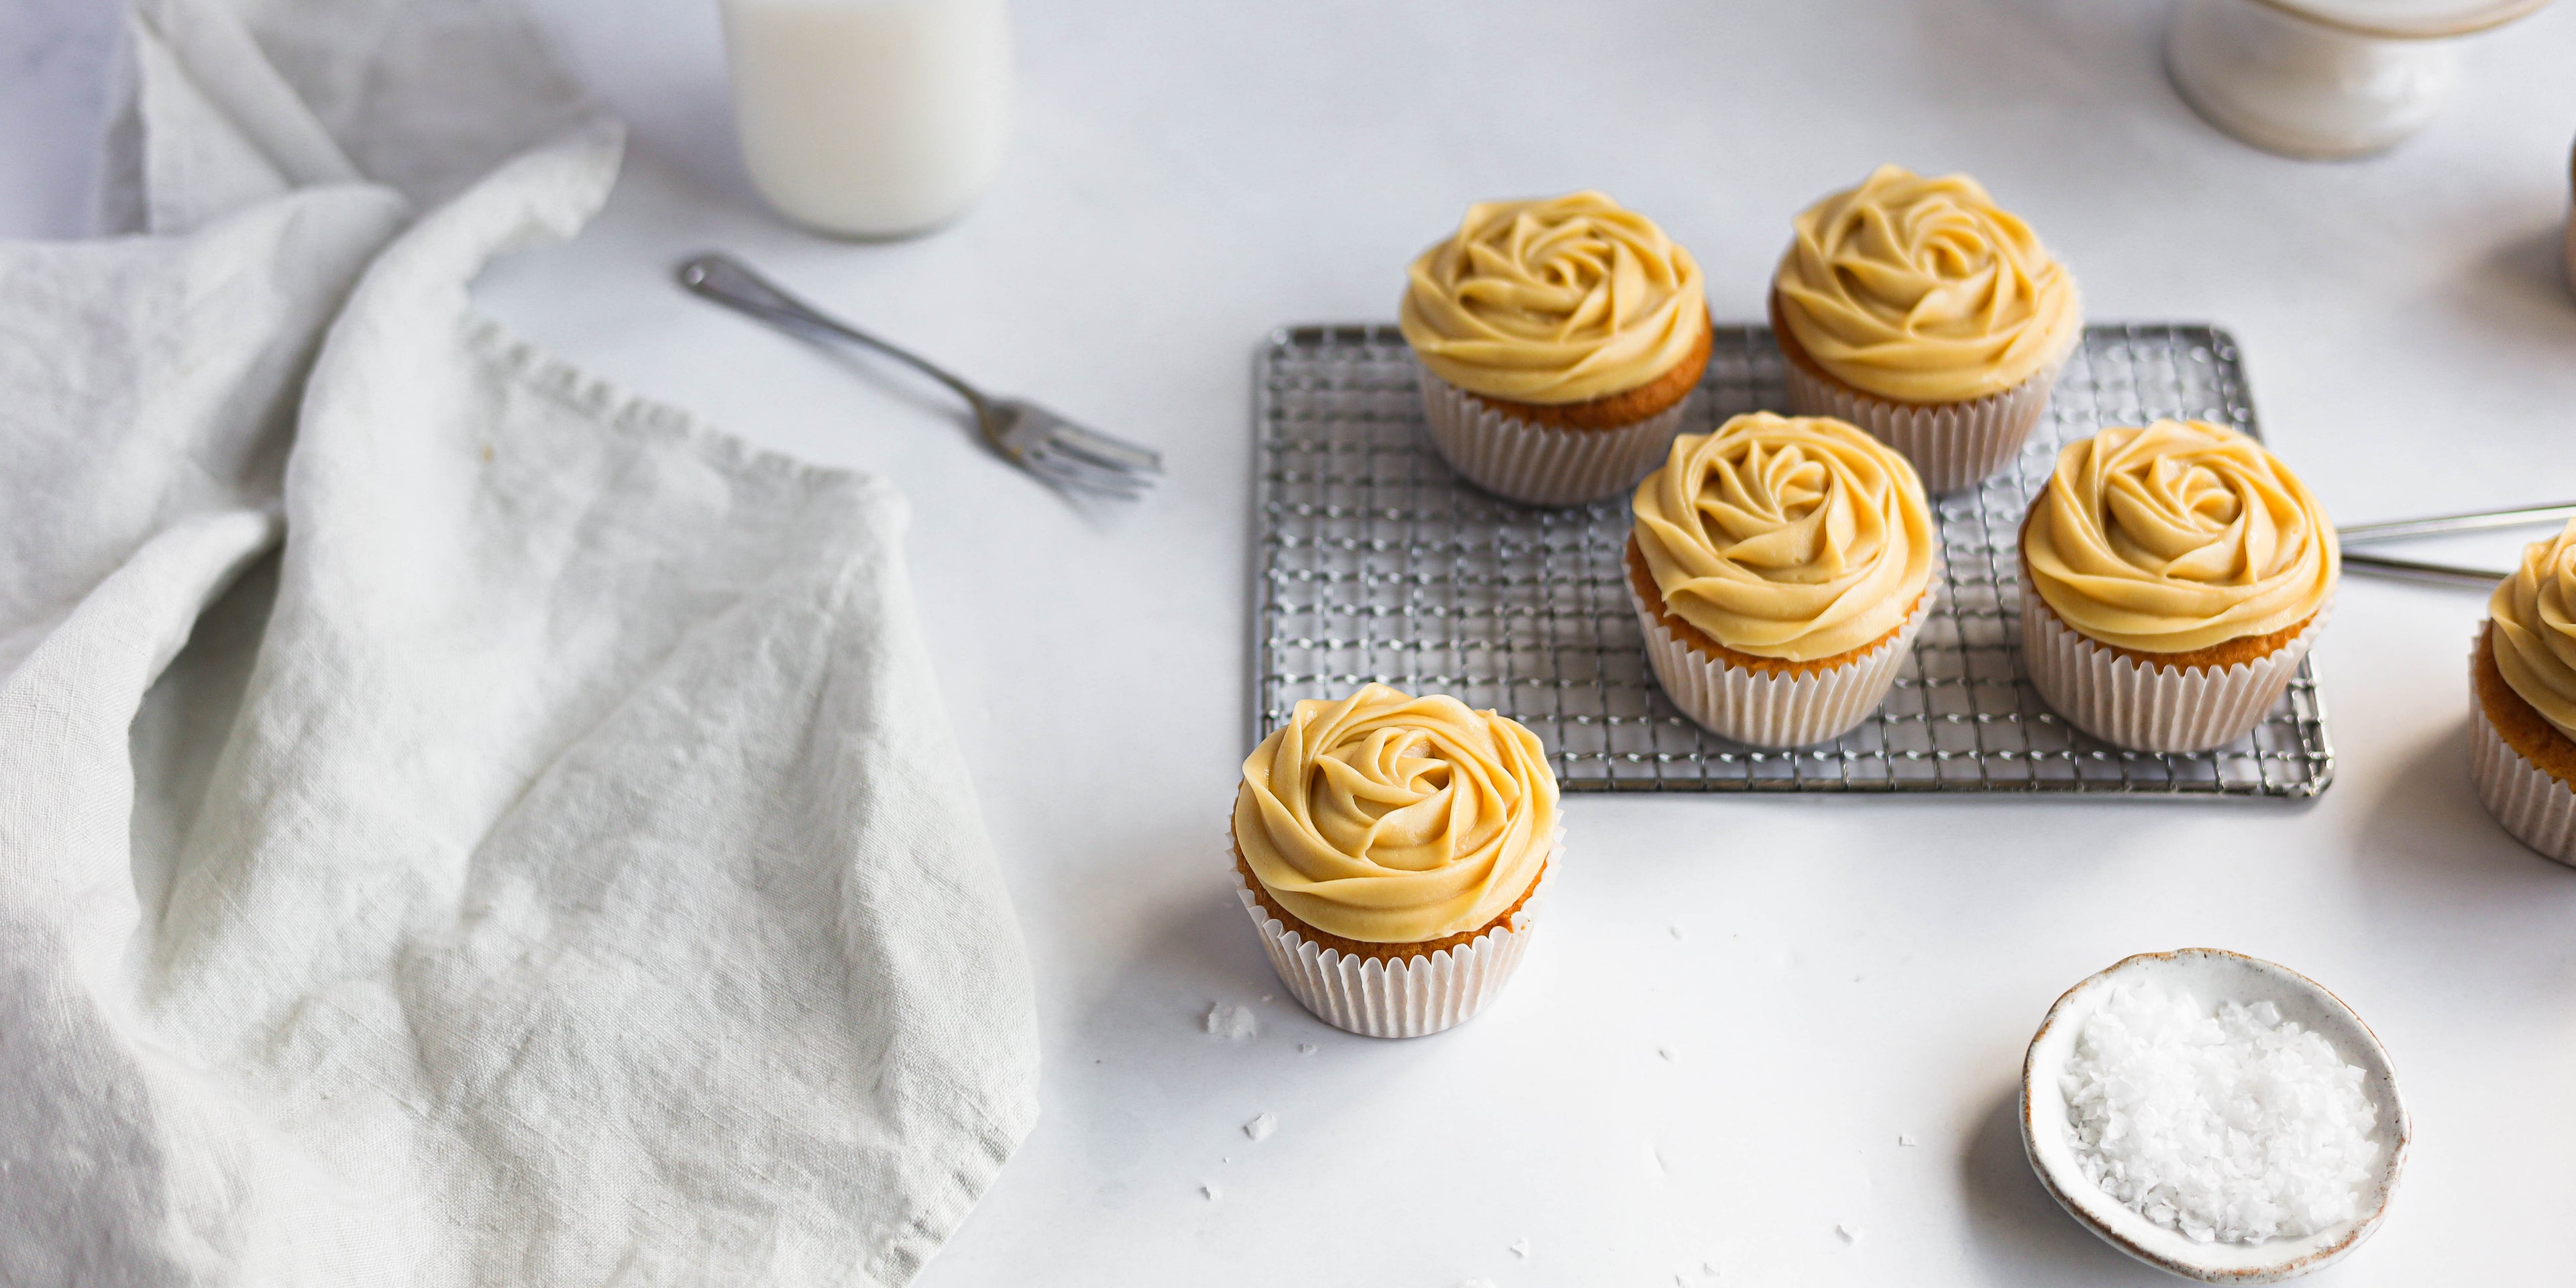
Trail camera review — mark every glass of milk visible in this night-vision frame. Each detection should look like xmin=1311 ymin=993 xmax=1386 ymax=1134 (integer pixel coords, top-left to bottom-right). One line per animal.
xmin=718 ymin=0 xmax=1012 ymax=238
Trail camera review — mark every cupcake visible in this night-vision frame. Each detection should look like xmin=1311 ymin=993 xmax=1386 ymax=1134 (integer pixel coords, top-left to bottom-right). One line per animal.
xmin=2019 ymin=419 xmax=2337 ymax=753
xmin=1232 ymin=684 xmax=1560 ymax=1038
xmin=1627 ymin=411 xmax=1938 ymax=747
xmin=2469 ymin=518 xmax=2576 ymax=865
xmin=1771 ymin=164 xmax=2082 ymax=492
xmin=1401 ymin=191 xmax=1712 ymax=506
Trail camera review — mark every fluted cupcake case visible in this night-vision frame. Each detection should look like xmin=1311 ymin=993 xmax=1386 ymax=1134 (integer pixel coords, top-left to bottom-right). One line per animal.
xmin=2468 ymin=639 xmax=2576 ymax=867
xmin=1629 ymin=576 xmax=1937 ymax=749
xmin=1417 ymin=368 xmax=1688 ymax=508
xmin=1780 ymin=351 xmax=2068 ymax=496
xmin=1233 ymin=839 xmax=1557 ymax=1039
xmin=2020 ymin=577 xmax=2328 ymax=754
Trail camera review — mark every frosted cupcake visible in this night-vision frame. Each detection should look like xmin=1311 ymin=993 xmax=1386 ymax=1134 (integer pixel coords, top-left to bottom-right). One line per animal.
xmin=2470 ymin=519 xmax=2576 ymax=865
xmin=1232 ymin=684 xmax=1559 ymax=1038
xmin=2020 ymin=420 xmax=2337 ymax=753
xmin=1627 ymin=412 xmax=1938 ymax=747
xmin=1772 ymin=165 xmax=2082 ymax=492
xmin=1401 ymin=192 xmax=1711 ymax=506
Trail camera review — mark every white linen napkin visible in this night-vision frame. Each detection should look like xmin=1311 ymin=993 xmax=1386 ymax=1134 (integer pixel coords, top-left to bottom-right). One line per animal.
xmin=0 ymin=3 xmax=1040 ymax=1285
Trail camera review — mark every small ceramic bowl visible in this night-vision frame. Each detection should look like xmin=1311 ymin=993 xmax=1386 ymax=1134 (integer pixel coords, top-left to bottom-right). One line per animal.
xmin=2019 ymin=949 xmax=2410 ymax=1283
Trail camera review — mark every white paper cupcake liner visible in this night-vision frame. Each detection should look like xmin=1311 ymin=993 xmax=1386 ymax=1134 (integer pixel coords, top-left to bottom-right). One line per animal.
xmin=1231 ymin=836 xmax=1556 ymax=1039
xmin=2468 ymin=639 xmax=2576 ymax=867
xmin=1417 ymin=365 xmax=1688 ymax=507
xmin=1780 ymin=349 xmax=2066 ymax=495
xmin=2019 ymin=575 xmax=2327 ymax=753
xmin=1628 ymin=570 xmax=1935 ymax=748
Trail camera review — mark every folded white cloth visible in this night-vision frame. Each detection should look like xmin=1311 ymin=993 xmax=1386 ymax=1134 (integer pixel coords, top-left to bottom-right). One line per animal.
xmin=0 ymin=3 xmax=1040 ymax=1285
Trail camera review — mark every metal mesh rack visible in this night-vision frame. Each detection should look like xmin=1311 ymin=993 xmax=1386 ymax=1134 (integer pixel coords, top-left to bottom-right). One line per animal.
xmin=1250 ymin=322 xmax=2333 ymax=798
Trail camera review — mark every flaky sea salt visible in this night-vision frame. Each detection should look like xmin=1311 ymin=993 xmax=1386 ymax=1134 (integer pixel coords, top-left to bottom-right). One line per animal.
xmin=1203 ymin=1003 xmax=1256 ymax=1040
xmin=2061 ymin=982 xmax=2378 ymax=1244
xmin=1243 ymin=1112 xmax=1277 ymax=1142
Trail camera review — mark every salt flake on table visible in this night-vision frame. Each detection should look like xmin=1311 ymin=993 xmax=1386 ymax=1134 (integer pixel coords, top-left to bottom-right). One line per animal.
xmin=1243 ymin=1112 xmax=1277 ymax=1141
xmin=1835 ymin=1222 xmax=1860 ymax=1244
xmin=1201 ymin=1182 xmax=1221 ymax=1201
xmin=1297 ymin=1042 xmax=1316 ymax=1055
xmin=1897 ymin=1134 xmax=1915 ymax=1147
xmin=1509 ymin=1237 xmax=1529 ymax=1258
xmin=1203 ymin=1003 xmax=1256 ymax=1040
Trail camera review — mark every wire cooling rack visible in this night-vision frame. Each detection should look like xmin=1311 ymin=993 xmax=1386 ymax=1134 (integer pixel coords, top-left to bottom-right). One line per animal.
xmin=1249 ymin=323 xmax=2333 ymax=798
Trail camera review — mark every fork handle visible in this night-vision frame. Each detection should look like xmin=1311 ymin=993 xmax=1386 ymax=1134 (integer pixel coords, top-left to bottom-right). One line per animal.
xmin=676 ymin=252 xmax=989 ymax=413
xmin=2337 ymin=502 xmax=2576 ymax=545
xmin=2343 ymin=550 xmax=2508 ymax=584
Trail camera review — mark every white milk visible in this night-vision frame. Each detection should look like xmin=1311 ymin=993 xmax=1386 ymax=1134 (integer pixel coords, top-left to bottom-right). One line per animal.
xmin=720 ymin=0 xmax=1012 ymax=238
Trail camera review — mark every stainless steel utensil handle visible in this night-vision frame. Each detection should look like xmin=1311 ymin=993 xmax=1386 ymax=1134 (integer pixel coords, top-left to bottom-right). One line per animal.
xmin=676 ymin=252 xmax=987 ymax=412
xmin=2337 ymin=502 xmax=2576 ymax=544
xmin=2343 ymin=551 xmax=2508 ymax=584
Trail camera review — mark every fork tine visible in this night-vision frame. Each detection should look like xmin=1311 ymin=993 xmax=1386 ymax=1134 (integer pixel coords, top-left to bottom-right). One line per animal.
xmin=1025 ymin=444 xmax=1152 ymax=499
xmin=1044 ymin=421 xmax=1163 ymax=474
xmin=1022 ymin=427 xmax=1155 ymax=490
xmin=1030 ymin=460 xmax=1149 ymax=502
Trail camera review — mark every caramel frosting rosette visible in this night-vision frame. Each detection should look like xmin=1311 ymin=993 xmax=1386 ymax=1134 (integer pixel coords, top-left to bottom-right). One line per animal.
xmin=2025 ymin=420 xmax=2338 ymax=655
xmin=2489 ymin=519 xmax=2576 ymax=741
xmin=1631 ymin=413 xmax=1936 ymax=662
xmin=1234 ymin=684 xmax=1557 ymax=945
xmin=1774 ymin=164 xmax=2080 ymax=405
xmin=1400 ymin=191 xmax=1708 ymax=406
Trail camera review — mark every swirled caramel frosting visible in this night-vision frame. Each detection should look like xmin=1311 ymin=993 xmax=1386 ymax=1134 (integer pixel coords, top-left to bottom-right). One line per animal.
xmin=2024 ymin=420 xmax=2338 ymax=654
xmin=1631 ymin=412 xmax=1935 ymax=661
xmin=1234 ymin=684 xmax=1557 ymax=944
xmin=1774 ymin=164 xmax=2080 ymax=405
xmin=1400 ymin=191 xmax=1709 ymax=405
xmin=2491 ymin=519 xmax=2576 ymax=741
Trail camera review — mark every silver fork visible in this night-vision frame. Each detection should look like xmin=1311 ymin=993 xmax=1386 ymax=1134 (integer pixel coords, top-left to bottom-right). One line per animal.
xmin=676 ymin=252 xmax=1161 ymax=500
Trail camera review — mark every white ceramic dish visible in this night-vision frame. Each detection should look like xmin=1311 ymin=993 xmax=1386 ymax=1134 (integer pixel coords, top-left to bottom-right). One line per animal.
xmin=2163 ymin=0 xmax=2552 ymax=160
xmin=2020 ymin=949 xmax=2411 ymax=1283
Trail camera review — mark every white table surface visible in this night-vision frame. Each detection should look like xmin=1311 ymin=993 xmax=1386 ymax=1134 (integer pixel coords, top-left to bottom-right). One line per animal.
xmin=10 ymin=2 xmax=2576 ymax=1284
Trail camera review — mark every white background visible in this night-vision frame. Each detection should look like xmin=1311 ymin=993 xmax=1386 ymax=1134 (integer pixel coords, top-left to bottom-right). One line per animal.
xmin=7 ymin=2 xmax=2576 ymax=1284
